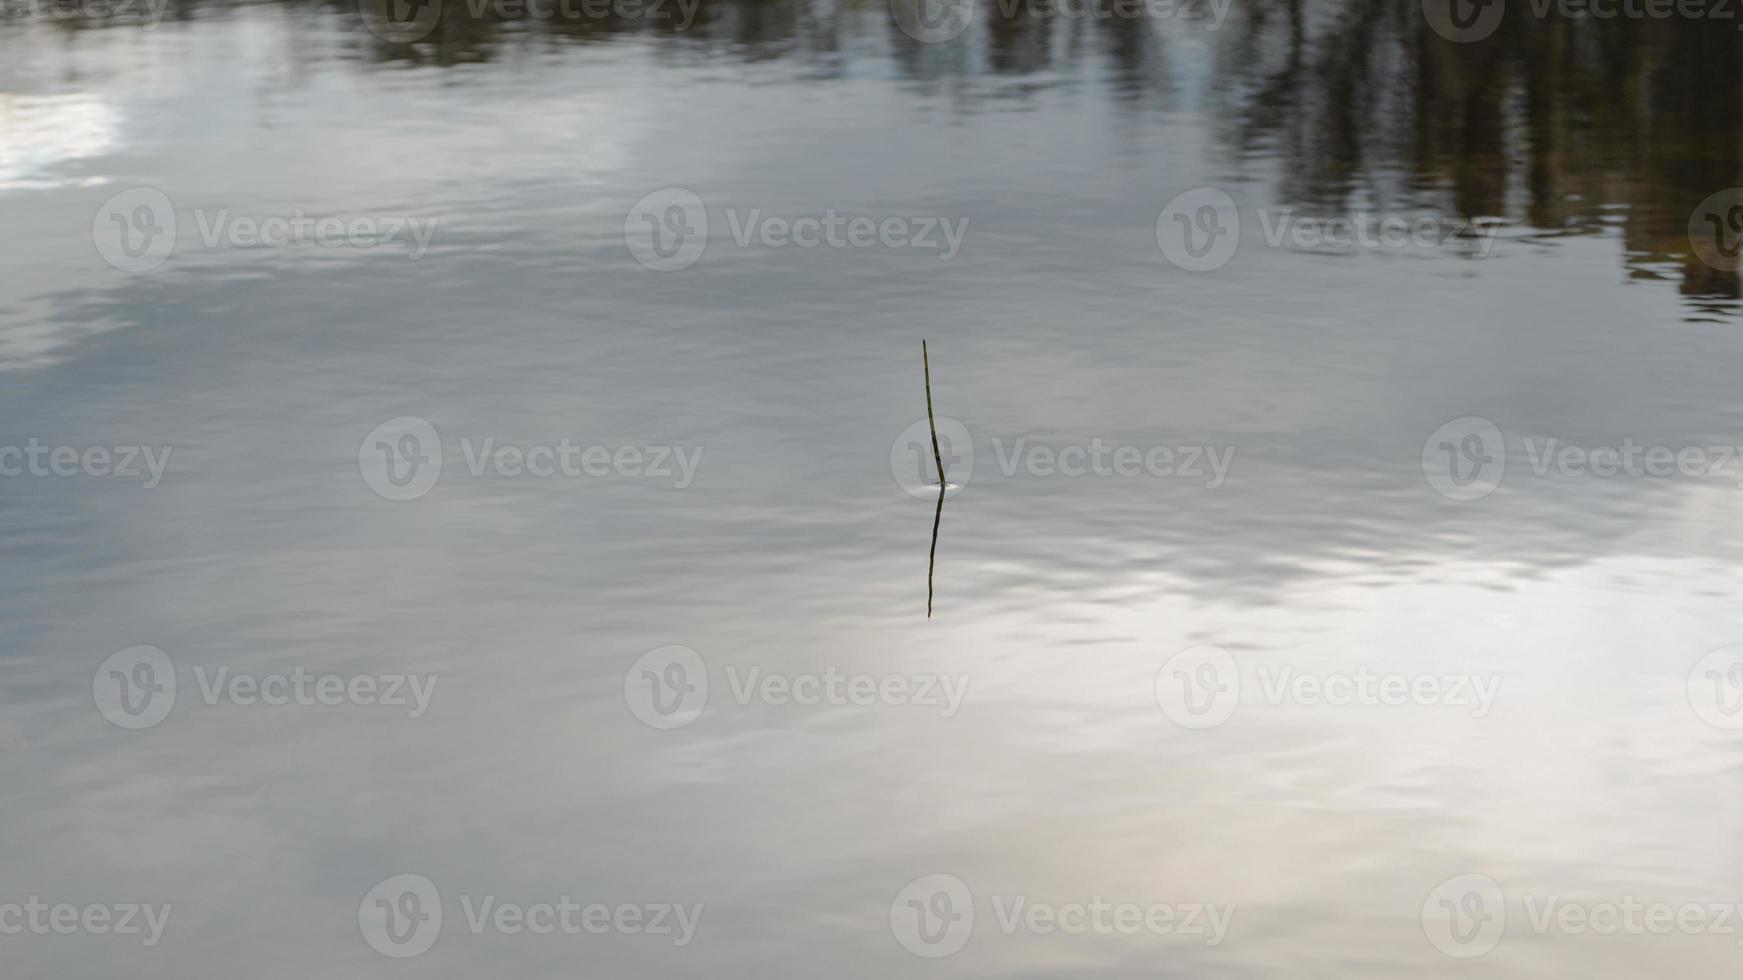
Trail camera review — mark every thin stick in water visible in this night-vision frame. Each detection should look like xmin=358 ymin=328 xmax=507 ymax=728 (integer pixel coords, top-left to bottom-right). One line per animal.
xmin=923 ymin=340 xmax=946 ymax=488
xmin=928 ymin=479 xmax=944 ymax=619
xmin=924 ymin=340 xmax=946 ymax=618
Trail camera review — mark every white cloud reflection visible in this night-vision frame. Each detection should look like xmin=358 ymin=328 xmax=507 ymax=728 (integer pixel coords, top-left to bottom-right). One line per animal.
xmin=0 ymin=94 xmax=119 ymax=190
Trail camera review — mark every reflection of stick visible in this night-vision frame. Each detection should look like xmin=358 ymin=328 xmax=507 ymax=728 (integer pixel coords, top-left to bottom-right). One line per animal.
xmin=924 ymin=340 xmax=945 ymax=619
xmin=923 ymin=340 xmax=946 ymax=487
xmin=928 ymin=482 xmax=943 ymax=619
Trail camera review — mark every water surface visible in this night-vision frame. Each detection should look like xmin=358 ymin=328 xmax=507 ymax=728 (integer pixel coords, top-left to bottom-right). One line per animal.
xmin=5 ymin=3 xmax=1743 ymax=977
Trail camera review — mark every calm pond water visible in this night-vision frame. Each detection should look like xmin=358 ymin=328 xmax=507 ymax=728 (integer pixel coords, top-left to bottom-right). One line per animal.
xmin=5 ymin=2 xmax=1743 ymax=977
